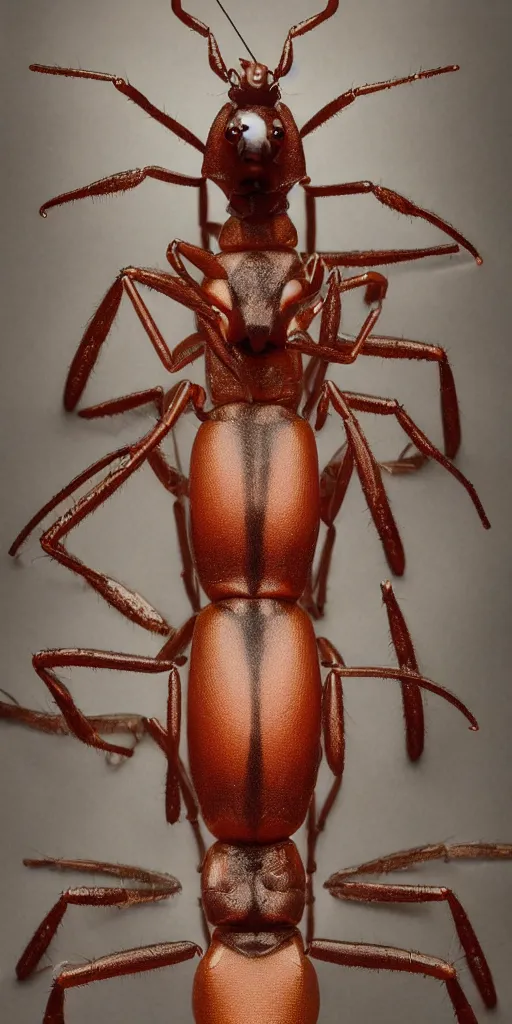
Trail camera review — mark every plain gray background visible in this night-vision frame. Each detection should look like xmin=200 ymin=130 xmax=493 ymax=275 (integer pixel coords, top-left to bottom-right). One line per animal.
xmin=1 ymin=1 xmax=511 ymax=1022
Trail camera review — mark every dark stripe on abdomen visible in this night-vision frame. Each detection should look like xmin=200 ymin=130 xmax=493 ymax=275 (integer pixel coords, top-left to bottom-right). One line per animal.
xmin=240 ymin=602 xmax=267 ymax=831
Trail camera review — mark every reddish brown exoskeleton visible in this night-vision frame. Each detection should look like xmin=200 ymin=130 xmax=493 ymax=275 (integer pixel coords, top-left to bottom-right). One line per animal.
xmin=7 ymin=3 xmax=510 ymax=1023
xmin=10 ymin=376 xmax=511 ymax=1022
xmin=25 ymin=0 xmax=486 ymax=578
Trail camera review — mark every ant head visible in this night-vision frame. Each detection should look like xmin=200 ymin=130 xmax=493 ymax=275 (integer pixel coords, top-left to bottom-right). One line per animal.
xmin=202 ymin=98 xmax=306 ymax=200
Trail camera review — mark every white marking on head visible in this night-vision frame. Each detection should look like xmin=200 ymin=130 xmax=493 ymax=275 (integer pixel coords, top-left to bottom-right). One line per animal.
xmin=237 ymin=112 xmax=270 ymax=157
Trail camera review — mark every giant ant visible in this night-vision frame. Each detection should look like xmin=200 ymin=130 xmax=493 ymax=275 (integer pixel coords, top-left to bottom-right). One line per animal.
xmin=2 ymin=2 xmax=509 ymax=1024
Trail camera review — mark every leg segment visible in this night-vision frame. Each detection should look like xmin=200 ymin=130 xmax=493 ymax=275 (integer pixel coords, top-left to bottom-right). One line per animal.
xmin=11 ymin=382 xmax=205 ymax=629
xmin=315 ymin=381 xmax=488 ymax=573
xmin=63 ymin=263 xmax=228 ymax=410
xmin=325 ymin=842 xmax=512 ymax=1009
xmin=0 ymin=693 xmax=147 ymax=749
xmin=289 ymin=270 xmax=389 ymax=367
xmin=303 ymin=331 xmax=461 ymax=463
xmin=38 ymin=166 xmax=204 ymax=219
xmin=166 ymin=239 xmax=228 ymax=283
xmin=301 ymin=444 xmax=353 ymax=619
xmin=30 ymin=641 xmax=191 ymax=759
xmin=64 ymin=265 xmax=248 ymax=412
xmin=39 ymin=940 xmax=200 ymax=1024
xmin=305 ymin=637 xmax=346 ymax=944
xmin=326 ymin=880 xmax=496 ymax=1007
xmin=147 ymin=442 xmax=201 ymax=614
xmin=16 ymin=858 xmax=181 ymax=980
xmin=79 ymin=387 xmax=166 ymax=420
xmin=308 ymin=940 xmax=478 ymax=1024
xmin=30 ymin=64 xmax=205 ymax=153
xmin=381 ymin=581 xmax=424 ymax=762
xmin=300 ymin=63 xmax=459 ymax=139
xmin=340 ymin=388 xmax=489 ymax=527
xmin=330 ymin=664 xmax=477 ymax=729
xmin=328 ymin=841 xmax=512 ymax=880
xmin=317 ymin=582 xmax=425 ymax=760
xmin=306 ymin=612 xmax=479 ymax=945
xmin=316 ymin=381 xmax=405 ymax=574
xmin=301 ymin=243 xmax=460 ymax=266
xmin=304 ymin=181 xmax=482 ymax=264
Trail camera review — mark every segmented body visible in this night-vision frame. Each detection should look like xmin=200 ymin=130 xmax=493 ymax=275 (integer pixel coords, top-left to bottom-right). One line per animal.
xmin=4 ymin=2 xmax=512 ymax=1023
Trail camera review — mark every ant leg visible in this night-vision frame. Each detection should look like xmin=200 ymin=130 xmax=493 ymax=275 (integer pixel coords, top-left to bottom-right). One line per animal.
xmin=11 ymin=382 xmax=205 ymax=630
xmin=329 ymin=881 xmax=496 ymax=1004
xmin=80 ymin=387 xmax=165 ymax=420
xmin=77 ymin=335 xmax=204 ymax=420
xmin=300 ymin=64 xmax=459 ymax=138
xmin=30 ymin=65 xmax=205 ymax=152
xmin=315 ymin=381 xmax=488 ymax=572
xmin=306 ymin=587 xmax=426 ymax=945
xmin=315 ymin=382 xmax=405 ymax=575
xmin=300 ymin=334 xmax=460 ymax=466
xmin=30 ymin=628 xmax=192 ymax=758
xmin=16 ymin=859 xmax=181 ymax=981
xmin=359 ymin=334 xmax=460 ymax=464
xmin=309 ymin=940 xmax=478 ymax=1024
xmin=166 ymin=239 xmax=229 ymax=283
xmin=288 ymin=270 xmax=389 ymax=371
xmin=38 ymin=166 xmax=204 ymax=218
xmin=302 ymin=243 xmax=461 ymax=267
xmin=325 ymin=843 xmax=512 ymax=1009
xmin=333 ymin=841 xmax=512 ymax=878
xmin=147 ymin=445 xmax=201 ymax=614
xmin=32 ymin=60 xmax=210 ymax=245
xmin=296 ymin=260 xmax=459 ymax=460
xmin=143 ymin=718 xmax=209 ymax=943
xmin=305 ymin=637 xmax=346 ymax=946
xmin=0 ymin=692 xmax=148 ymax=749
xmin=77 ymin=392 xmax=202 ymax=614
xmin=36 ymin=941 xmax=200 ymax=1024
xmin=65 ymin=265 xmax=242 ymax=412
xmin=30 ymin=639 xmax=194 ymax=826
xmin=304 ymin=182 xmax=482 ymax=264
xmin=301 ymin=444 xmax=353 ymax=619
xmin=319 ymin=581 xmax=425 ymax=762
xmin=63 ymin=263 xmax=214 ymax=411
xmin=340 ymin=388 xmax=489 ymax=527
xmin=379 ymin=582 xmax=424 ymax=761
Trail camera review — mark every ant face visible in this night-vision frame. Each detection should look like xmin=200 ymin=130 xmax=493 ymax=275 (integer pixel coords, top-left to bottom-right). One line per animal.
xmin=223 ymin=109 xmax=286 ymax=191
xmin=203 ymin=101 xmax=306 ymax=199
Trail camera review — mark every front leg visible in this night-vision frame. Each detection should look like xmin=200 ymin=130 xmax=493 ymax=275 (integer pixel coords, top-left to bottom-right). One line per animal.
xmin=30 ymin=64 xmax=205 ymax=152
xmin=300 ymin=64 xmax=459 ymax=139
xmin=304 ymin=181 xmax=482 ymax=263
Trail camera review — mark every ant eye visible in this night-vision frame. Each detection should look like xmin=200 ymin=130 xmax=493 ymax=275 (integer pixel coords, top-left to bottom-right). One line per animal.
xmin=272 ymin=124 xmax=285 ymax=140
xmin=225 ymin=125 xmax=241 ymax=142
